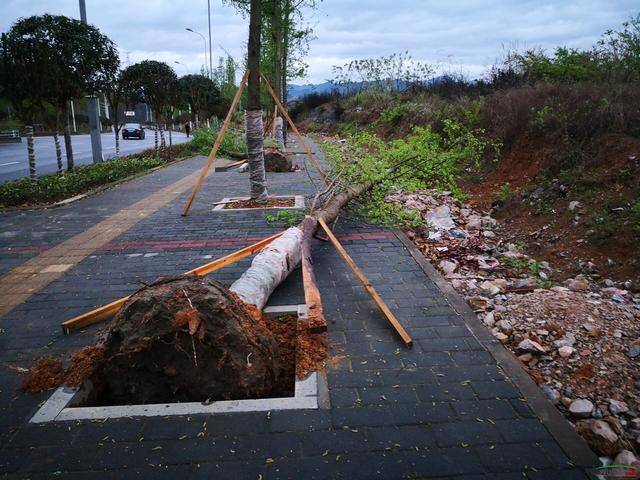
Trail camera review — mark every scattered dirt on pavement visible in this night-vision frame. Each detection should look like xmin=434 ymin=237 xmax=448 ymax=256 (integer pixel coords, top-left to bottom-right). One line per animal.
xmin=224 ymin=197 xmax=295 ymax=209
xmin=64 ymin=345 xmax=106 ymax=389
xmin=21 ymin=357 xmax=64 ymax=394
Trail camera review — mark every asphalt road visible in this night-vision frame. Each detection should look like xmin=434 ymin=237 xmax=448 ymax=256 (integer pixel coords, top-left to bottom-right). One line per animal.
xmin=0 ymin=131 xmax=190 ymax=184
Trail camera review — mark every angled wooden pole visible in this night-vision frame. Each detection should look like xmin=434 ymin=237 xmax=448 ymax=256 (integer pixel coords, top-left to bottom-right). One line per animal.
xmin=61 ymin=231 xmax=284 ymax=334
xmin=318 ymin=218 xmax=413 ymax=347
xmin=259 ymin=71 xmax=329 ymax=186
xmin=182 ymin=69 xmax=250 ymax=216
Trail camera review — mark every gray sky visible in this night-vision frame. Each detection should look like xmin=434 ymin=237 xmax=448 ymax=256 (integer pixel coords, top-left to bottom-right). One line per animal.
xmin=1 ymin=0 xmax=637 ymax=84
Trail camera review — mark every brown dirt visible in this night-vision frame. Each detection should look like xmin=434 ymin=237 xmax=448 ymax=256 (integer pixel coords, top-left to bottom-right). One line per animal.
xmin=265 ymin=313 xmax=328 ymax=380
xmin=64 ymin=345 xmax=106 ymax=388
xmin=20 ymin=357 xmax=64 ymax=394
xmin=224 ymin=197 xmax=295 ymax=209
xmin=466 ymin=133 xmax=640 ymax=284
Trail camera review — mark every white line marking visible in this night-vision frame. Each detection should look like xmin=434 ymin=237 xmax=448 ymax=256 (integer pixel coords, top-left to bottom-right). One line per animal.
xmin=0 ymin=161 xmax=19 ymax=167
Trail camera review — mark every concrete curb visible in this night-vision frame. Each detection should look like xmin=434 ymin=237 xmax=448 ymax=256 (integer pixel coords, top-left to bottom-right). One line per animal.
xmin=393 ymin=228 xmax=600 ymax=474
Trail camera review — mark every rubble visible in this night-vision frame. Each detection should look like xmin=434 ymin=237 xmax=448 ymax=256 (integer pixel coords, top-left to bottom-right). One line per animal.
xmin=391 ymin=187 xmax=640 ymax=461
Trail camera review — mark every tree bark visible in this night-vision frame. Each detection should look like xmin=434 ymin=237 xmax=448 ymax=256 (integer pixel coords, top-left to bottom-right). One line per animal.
xmin=246 ymin=0 xmax=268 ymax=202
xmin=26 ymin=125 xmax=36 ymax=182
xmin=169 ymin=126 xmax=173 ymax=147
xmin=154 ymin=122 xmax=159 ymax=154
xmin=114 ymin=126 xmax=120 ymax=157
xmin=273 ymin=0 xmax=284 ymax=148
xmin=282 ymin=0 xmax=291 ymax=146
xmin=160 ymin=122 xmax=166 ymax=149
xmin=230 ymin=180 xmax=373 ymax=312
xmin=53 ymin=110 xmax=63 ymax=175
xmin=63 ymin=105 xmax=74 ymax=171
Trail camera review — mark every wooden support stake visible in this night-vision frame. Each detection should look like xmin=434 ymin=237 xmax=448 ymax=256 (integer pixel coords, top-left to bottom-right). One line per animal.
xmin=259 ymin=71 xmax=329 ymax=186
xmin=61 ymin=231 xmax=284 ymax=334
xmin=318 ymin=218 xmax=413 ymax=347
xmin=182 ymin=69 xmax=250 ymax=216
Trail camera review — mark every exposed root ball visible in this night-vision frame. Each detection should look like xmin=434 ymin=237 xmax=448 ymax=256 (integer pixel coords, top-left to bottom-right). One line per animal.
xmin=90 ymin=275 xmax=283 ymax=404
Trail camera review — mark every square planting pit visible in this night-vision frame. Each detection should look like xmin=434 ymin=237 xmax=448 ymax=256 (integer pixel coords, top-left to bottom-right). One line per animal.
xmin=213 ymin=195 xmax=305 ymax=211
xmin=31 ymin=304 xmax=326 ymax=423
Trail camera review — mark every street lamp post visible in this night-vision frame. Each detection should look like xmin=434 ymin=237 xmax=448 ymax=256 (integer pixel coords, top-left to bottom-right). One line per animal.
xmin=174 ymin=60 xmax=189 ymax=75
xmin=186 ymin=28 xmax=209 ymax=78
xmin=207 ymin=0 xmax=213 ymax=81
xmin=79 ymin=0 xmax=103 ymax=164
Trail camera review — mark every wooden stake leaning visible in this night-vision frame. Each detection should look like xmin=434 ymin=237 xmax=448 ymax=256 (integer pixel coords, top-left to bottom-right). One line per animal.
xmin=182 ymin=69 xmax=250 ymax=216
xmin=318 ymin=218 xmax=413 ymax=347
xmin=259 ymin=71 xmax=329 ymax=186
xmin=61 ymin=231 xmax=285 ymax=334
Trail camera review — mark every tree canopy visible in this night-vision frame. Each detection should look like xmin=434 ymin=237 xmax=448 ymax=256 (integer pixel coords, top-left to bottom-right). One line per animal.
xmin=120 ymin=60 xmax=178 ymax=119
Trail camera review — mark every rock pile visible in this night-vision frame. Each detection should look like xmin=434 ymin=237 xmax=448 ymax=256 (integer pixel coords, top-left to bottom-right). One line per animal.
xmin=390 ymin=188 xmax=640 ymax=463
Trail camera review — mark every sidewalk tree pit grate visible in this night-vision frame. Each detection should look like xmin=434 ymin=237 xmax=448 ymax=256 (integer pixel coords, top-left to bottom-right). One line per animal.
xmin=214 ymin=195 xmax=305 ymax=211
xmin=31 ymin=305 xmax=321 ymax=422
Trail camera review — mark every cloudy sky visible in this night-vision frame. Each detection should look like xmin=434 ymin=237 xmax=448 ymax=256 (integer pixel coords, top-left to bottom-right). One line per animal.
xmin=1 ymin=0 xmax=637 ymax=84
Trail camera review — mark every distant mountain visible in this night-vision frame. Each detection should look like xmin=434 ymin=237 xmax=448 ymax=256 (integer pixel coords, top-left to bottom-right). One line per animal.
xmin=288 ymin=76 xmax=449 ymax=101
xmin=288 ymin=82 xmax=342 ymax=100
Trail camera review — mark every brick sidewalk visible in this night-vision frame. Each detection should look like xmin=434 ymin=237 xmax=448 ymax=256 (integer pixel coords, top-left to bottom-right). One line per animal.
xmin=0 ymin=140 xmax=598 ymax=479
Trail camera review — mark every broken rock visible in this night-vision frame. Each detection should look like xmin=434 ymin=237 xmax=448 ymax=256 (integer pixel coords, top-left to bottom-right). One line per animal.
xmin=439 ymin=260 xmax=458 ymax=275
xmin=569 ymin=399 xmax=594 ymax=418
xmin=575 ymin=419 xmax=622 ymax=456
xmin=565 ymin=276 xmax=590 ymax=292
xmin=558 ymin=346 xmax=574 ymax=358
xmin=517 ymin=339 xmax=546 ymax=354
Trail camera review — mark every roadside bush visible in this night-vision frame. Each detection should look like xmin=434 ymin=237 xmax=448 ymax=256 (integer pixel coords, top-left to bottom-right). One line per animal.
xmin=190 ymin=126 xmax=247 ymax=157
xmin=0 ymin=156 xmax=166 ymax=207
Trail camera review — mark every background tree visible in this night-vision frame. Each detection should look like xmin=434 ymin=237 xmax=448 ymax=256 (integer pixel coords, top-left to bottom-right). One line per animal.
xmin=1 ymin=18 xmax=50 ymax=180
xmin=104 ymin=70 xmax=126 ymax=157
xmin=121 ymin=61 xmax=178 ymax=154
xmin=17 ymin=15 xmax=119 ymax=171
xmin=179 ymin=74 xmax=223 ymax=128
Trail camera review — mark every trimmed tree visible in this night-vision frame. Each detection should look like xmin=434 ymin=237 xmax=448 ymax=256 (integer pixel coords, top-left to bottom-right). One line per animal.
xmin=121 ymin=61 xmax=178 ymax=155
xmin=178 ymin=74 xmax=223 ymax=128
xmin=1 ymin=18 xmax=51 ymax=180
xmin=5 ymin=15 xmax=119 ymax=172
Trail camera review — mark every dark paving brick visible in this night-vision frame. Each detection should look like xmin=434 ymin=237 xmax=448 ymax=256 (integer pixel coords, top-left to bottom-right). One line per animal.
xmin=432 ymin=420 xmax=503 ymax=447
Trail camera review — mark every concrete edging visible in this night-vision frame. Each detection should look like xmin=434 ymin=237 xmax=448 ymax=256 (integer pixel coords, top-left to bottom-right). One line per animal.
xmin=393 ymin=228 xmax=600 ymax=473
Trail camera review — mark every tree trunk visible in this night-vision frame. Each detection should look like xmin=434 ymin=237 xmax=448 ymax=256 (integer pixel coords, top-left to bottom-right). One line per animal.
xmin=154 ymin=123 xmax=159 ymax=155
xmin=64 ymin=105 xmax=74 ymax=171
xmin=246 ymin=0 xmax=268 ymax=202
xmin=169 ymin=126 xmax=173 ymax=147
xmin=230 ymin=180 xmax=373 ymax=311
xmin=25 ymin=125 xmax=36 ymax=182
xmin=282 ymin=0 xmax=290 ymax=146
xmin=273 ymin=0 xmax=284 ymax=148
xmin=53 ymin=110 xmax=63 ymax=175
xmin=160 ymin=122 xmax=166 ymax=149
xmin=114 ymin=126 xmax=120 ymax=157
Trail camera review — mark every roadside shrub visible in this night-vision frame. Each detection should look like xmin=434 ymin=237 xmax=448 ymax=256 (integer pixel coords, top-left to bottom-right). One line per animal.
xmin=0 ymin=156 xmax=165 ymax=207
xmin=191 ymin=126 xmax=247 ymax=157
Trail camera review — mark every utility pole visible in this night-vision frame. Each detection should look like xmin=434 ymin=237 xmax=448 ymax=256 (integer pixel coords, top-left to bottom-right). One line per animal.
xmin=207 ymin=0 xmax=213 ymax=80
xmin=79 ymin=0 xmax=104 ymax=163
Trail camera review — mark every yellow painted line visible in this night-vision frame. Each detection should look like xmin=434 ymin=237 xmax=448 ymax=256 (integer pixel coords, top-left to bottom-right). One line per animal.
xmin=0 ymin=167 xmax=207 ymax=318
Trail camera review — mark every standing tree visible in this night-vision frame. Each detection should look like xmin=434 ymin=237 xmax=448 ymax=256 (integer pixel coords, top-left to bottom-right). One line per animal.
xmin=121 ymin=61 xmax=178 ymax=154
xmin=246 ymin=0 xmax=268 ymax=202
xmin=178 ymin=74 xmax=223 ymax=128
xmin=0 ymin=22 xmax=49 ymax=180
xmin=8 ymin=15 xmax=119 ymax=172
xmin=104 ymin=70 xmax=126 ymax=157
